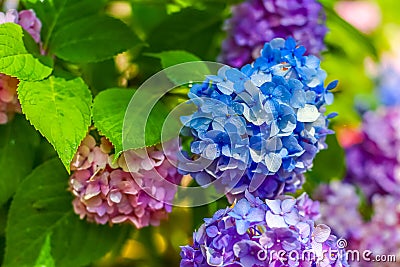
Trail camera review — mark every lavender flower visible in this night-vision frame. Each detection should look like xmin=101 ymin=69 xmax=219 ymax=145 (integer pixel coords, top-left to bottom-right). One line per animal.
xmin=0 ymin=9 xmax=42 ymax=43
xmin=180 ymin=193 xmax=349 ymax=267
xmin=180 ymin=38 xmax=337 ymax=201
xmin=316 ymin=181 xmax=400 ymax=267
xmin=345 ymin=107 xmax=400 ymax=199
xmin=315 ymin=181 xmax=363 ymax=240
xmin=69 ymin=134 xmax=183 ymax=228
xmin=219 ymin=0 xmax=327 ymax=68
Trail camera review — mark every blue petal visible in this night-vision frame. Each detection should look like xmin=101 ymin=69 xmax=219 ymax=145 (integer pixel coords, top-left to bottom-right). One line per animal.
xmin=326 ymin=80 xmax=339 ymax=91
xmin=206 ymin=225 xmax=219 ymax=238
xmin=232 ymin=199 xmax=251 ymax=217
xmin=265 ymin=153 xmax=282 ymax=172
xmin=235 ymin=219 xmax=250 ymax=235
xmin=247 ymin=208 xmax=265 ymax=222
xmin=297 ymin=104 xmax=320 ymax=122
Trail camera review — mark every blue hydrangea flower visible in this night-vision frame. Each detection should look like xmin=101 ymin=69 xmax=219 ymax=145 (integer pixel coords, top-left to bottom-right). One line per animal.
xmin=179 ymin=37 xmax=337 ymax=201
xmin=180 ymin=193 xmax=349 ymax=267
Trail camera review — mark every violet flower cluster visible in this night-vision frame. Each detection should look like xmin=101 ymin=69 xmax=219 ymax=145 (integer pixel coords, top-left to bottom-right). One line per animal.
xmin=345 ymin=106 xmax=400 ymax=199
xmin=316 ymin=182 xmax=400 ymax=267
xmin=180 ymin=192 xmax=349 ymax=267
xmin=69 ymin=134 xmax=183 ymax=229
xmin=315 ymin=181 xmax=363 ymax=240
xmin=0 ymin=9 xmax=42 ymax=124
xmin=180 ymin=37 xmax=337 ymax=201
xmin=219 ymin=0 xmax=327 ymax=68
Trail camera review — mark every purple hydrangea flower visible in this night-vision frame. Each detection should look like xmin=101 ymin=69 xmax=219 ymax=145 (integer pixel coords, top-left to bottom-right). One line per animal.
xmin=0 ymin=9 xmax=42 ymax=43
xmin=219 ymin=0 xmax=327 ymax=68
xmin=180 ymin=38 xmax=337 ymax=201
xmin=353 ymin=194 xmax=400 ymax=265
xmin=315 ymin=181 xmax=363 ymax=241
xmin=345 ymin=107 xmax=400 ymax=199
xmin=316 ymin=181 xmax=400 ymax=267
xmin=180 ymin=193 xmax=349 ymax=267
xmin=69 ymin=134 xmax=183 ymax=228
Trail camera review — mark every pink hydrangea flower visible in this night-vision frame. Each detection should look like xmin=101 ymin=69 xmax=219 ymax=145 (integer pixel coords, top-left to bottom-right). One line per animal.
xmin=0 ymin=74 xmax=20 ymax=124
xmin=69 ymin=135 xmax=183 ymax=228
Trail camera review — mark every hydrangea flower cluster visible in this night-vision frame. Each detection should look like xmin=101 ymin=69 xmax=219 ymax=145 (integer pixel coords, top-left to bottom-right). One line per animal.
xmin=316 ymin=182 xmax=400 ymax=267
xmin=180 ymin=192 xmax=349 ymax=267
xmin=0 ymin=9 xmax=42 ymax=124
xmin=219 ymin=0 xmax=327 ymax=68
xmin=69 ymin=134 xmax=183 ymax=229
xmin=180 ymin=38 xmax=337 ymax=201
xmin=0 ymin=74 xmax=20 ymax=124
xmin=345 ymin=106 xmax=400 ymax=199
xmin=315 ymin=181 xmax=363 ymax=239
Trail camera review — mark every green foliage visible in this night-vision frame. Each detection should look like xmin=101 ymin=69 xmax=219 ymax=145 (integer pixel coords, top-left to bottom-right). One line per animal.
xmin=93 ymin=88 xmax=174 ymax=154
xmin=92 ymin=88 xmax=135 ymax=155
xmin=0 ymin=23 xmax=52 ymax=81
xmin=21 ymin=0 xmax=107 ymax=50
xmin=145 ymin=6 xmax=226 ymax=60
xmin=50 ymin=15 xmax=142 ymax=63
xmin=0 ymin=115 xmax=40 ymax=206
xmin=4 ymin=158 xmax=128 ymax=267
xmin=34 ymin=234 xmax=55 ymax=267
xmin=148 ymin=50 xmax=210 ymax=85
xmin=18 ymin=76 xmax=92 ymax=171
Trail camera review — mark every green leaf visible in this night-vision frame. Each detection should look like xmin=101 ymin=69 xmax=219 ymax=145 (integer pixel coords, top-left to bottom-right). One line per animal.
xmin=93 ymin=88 xmax=175 ymax=154
xmin=50 ymin=15 xmax=142 ymax=63
xmin=92 ymin=88 xmax=135 ymax=155
xmin=80 ymin=59 xmax=120 ymax=96
xmin=146 ymin=6 xmax=225 ymax=60
xmin=34 ymin=234 xmax=55 ymax=267
xmin=0 ymin=23 xmax=52 ymax=81
xmin=4 ymin=158 xmax=128 ymax=267
xmin=147 ymin=50 xmax=209 ymax=85
xmin=21 ymin=0 xmax=107 ymax=50
xmin=0 ymin=115 xmax=40 ymax=206
xmin=18 ymin=76 xmax=92 ymax=171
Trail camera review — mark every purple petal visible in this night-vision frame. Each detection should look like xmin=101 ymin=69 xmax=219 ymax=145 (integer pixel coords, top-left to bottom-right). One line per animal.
xmin=206 ymin=225 xmax=219 ymax=238
xmin=313 ymin=224 xmax=331 ymax=243
xmin=265 ymin=199 xmax=282 ymax=214
xmin=236 ymin=219 xmax=250 ymax=235
xmin=247 ymin=208 xmax=265 ymax=222
xmin=283 ymin=210 xmax=300 ymax=226
xmin=266 ymin=211 xmax=287 ymax=228
xmin=281 ymin=198 xmax=296 ymax=213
